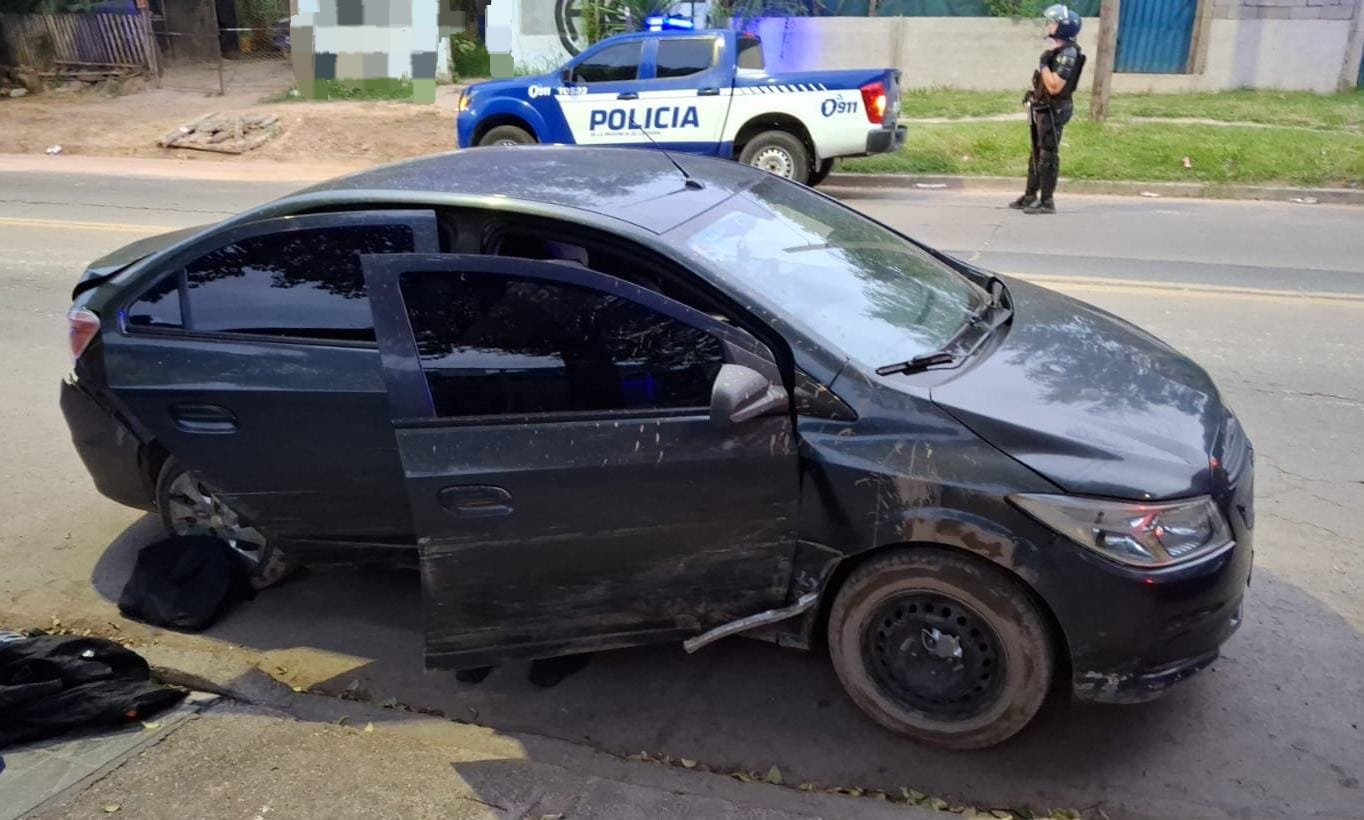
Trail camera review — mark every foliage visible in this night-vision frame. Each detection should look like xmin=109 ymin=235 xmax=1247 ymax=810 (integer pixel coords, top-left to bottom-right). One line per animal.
xmin=0 ymin=0 xmax=107 ymax=12
xmin=449 ymin=31 xmax=490 ymax=79
xmin=234 ymin=0 xmax=281 ymax=30
xmin=708 ymin=0 xmax=812 ymax=32
xmin=983 ymin=0 xmax=1052 ymax=18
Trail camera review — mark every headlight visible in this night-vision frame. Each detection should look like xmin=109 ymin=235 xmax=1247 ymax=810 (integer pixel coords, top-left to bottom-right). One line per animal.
xmin=1011 ymin=494 xmax=1233 ymax=568
xmin=458 ymin=91 xmax=471 ymax=112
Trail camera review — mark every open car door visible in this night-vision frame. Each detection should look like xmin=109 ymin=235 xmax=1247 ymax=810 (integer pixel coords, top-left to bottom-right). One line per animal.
xmin=362 ymin=253 xmax=800 ymax=669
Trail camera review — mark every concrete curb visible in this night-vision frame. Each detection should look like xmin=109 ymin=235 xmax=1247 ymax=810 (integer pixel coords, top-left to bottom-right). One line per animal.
xmin=826 ymin=172 xmax=1364 ymax=205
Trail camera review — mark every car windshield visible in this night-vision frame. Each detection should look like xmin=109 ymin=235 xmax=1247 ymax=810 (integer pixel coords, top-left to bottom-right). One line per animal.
xmin=669 ymin=179 xmax=987 ymax=366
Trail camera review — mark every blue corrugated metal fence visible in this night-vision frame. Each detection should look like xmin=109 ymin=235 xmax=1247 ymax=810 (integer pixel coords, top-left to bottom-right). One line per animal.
xmin=1115 ymin=0 xmax=1197 ymax=74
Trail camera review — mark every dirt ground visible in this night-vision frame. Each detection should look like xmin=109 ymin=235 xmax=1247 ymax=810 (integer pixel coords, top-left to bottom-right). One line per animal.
xmin=0 ymin=60 xmax=458 ymax=165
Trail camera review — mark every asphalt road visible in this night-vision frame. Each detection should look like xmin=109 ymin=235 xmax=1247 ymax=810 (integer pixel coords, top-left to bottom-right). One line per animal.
xmin=1 ymin=167 xmax=1361 ymax=820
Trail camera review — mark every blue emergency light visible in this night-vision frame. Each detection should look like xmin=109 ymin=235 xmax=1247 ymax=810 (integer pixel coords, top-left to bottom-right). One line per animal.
xmin=644 ymin=14 xmax=696 ymax=31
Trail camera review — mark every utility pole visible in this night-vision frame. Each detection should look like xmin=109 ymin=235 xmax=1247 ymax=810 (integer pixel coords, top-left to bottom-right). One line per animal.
xmin=1090 ymin=0 xmax=1119 ymax=122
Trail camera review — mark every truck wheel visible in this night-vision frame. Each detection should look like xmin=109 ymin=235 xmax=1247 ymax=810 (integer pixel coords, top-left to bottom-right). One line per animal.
xmin=739 ymin=131 xmax=810 ymax=185
xmin=808 ymin=159 xmax=835 ymax=187
xmin=478 ymin=125 xmax=536 ymax=147
xmin=156 ymin=459 xmax=296 ymax=590
xmin=828 ymin=548 xmax=1053 ymax=750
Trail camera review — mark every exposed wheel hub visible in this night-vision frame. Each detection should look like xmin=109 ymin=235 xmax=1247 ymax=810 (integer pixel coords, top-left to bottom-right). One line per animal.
xmin=863 ymin=593 xmax=1004 ymax=718
xmin=751 ymin=147 xmax=795 ymax=178
xmin=165 ymin=472 xmax=267 ymax=566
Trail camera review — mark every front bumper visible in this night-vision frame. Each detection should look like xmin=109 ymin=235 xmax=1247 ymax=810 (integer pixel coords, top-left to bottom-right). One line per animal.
xmin=865 ymin=125 xmax=907 ymax=155
xmin=60 ymin=376 xmax=154 ymax=511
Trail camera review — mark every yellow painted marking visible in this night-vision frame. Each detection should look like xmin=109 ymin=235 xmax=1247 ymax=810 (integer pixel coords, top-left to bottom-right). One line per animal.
xmin=0 ymin=216 xmax=176 ymax=234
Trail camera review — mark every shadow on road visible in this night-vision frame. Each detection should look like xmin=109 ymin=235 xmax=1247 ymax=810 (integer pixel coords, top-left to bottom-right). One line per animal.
xmin=90 ymin=516 xmax=1364 ymax=819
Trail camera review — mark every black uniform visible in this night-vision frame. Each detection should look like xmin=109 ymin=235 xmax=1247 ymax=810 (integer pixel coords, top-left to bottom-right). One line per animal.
xmin=1026 ymin=41 xmax=1081 ymax=203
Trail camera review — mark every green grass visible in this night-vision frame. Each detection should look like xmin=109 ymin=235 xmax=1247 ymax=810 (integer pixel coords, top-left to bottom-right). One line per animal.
xmin=844 ymin=119 xmax=1364 ymax=187
xmin=899 ymin=88 xmax=1364 ymax=130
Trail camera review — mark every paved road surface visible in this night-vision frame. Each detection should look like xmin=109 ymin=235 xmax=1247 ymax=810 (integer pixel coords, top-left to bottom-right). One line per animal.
xmin=1 ymin=167 xmax=1360 ymax=820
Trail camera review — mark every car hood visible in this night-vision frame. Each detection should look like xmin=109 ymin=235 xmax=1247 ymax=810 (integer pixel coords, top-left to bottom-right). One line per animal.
xmin=930 ymin=278 xmax=1222 ymax=501
xmin=467 ymin=75 xmax=547 ymax=97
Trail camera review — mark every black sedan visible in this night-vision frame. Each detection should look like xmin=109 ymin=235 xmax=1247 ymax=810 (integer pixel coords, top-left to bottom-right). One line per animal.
xmin=61 ymin=148 xmax=1253 ymax=749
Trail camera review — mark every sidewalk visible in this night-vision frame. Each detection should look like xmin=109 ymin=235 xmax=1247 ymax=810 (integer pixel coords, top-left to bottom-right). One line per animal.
xmin=15 ymin=683 xmax=947 ymax=820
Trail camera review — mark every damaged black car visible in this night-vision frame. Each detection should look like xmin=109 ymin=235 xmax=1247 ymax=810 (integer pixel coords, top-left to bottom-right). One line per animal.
xmin=61 ymin=148 xmax=1253 ymax=749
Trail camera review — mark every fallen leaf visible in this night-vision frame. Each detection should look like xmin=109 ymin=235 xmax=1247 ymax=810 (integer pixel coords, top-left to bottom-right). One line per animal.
xmin=870 ymin=790 xmax=889 ymax=800
xmin=990 ymin=811 xmax=1015 ymax=819
xmin=141 ymin=721 xmax=161 ymax=731
xmin=765 ymin=765 xmax=783 ymax=785
xmin=680 ymin=758 xmax=697 ymax=769
xmin=345 ymin=679 xmax=360 ymax=692
xmin=731 ymin=771 xmax=757 ymax=783
xmin=291 ymin=686 xmax=304 ymax=693
xmin=831 ymin=786 xmax=863 ymax=797
xmin=629 ymin=751 xmax=651 ymax=761
xmin=930 ymin=797 xmax=949 ymax=810
xmin=1182 ymin=155 xmax=1192 ymax=169
xmin=102 ymin=806 xmax=120 ymax=814
xmin=902 ymin=788 xmax=928 ymax=804
xmin=364 ymin=722 xmax=374 ymax=733
xmin=275 ymin=666 xmax=288 ymax=675
xmin=798 ymin=782 xmax=817 ymax=791
xmin=335 ymin=715 xmax=351 ymax=727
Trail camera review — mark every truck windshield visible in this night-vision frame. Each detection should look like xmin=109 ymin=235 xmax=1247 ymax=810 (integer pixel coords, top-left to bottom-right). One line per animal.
xmin=669 ymin=179 xmax=987 ymax=366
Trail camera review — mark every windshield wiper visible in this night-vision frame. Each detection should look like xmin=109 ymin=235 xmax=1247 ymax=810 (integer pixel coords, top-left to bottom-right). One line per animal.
xmin=876 ymin=286 xmax=1013 ymax=377
xmin=875 ymin=351 xmax=957 ymax=376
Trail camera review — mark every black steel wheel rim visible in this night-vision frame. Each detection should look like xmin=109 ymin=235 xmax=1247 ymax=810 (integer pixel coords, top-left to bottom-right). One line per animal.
xmin=861 ymin=592 xmax=1006 ymax=720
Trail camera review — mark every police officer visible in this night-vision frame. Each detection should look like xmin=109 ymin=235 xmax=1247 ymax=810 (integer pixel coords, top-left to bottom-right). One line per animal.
xmin=1011 ymin=4 xmax=1084 ymax=215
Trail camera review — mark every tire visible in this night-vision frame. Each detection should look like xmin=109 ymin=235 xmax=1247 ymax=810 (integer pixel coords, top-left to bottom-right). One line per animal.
xmin=155 ymin=459 xmax=296 ymax=589
xmin=808 ymin=158 xmax=835 ymax=187
xmin=827 ymin=548 xmax=1053 ymax=750
xmin=478 ymin=125 xmax=536 ymax=147
xmin=739 ymin=130 xmax=811 ymax=185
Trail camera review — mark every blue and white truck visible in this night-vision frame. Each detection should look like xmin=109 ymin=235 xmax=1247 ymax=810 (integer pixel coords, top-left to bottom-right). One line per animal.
xmin=455 ymin=28 xmax=906 ymax=186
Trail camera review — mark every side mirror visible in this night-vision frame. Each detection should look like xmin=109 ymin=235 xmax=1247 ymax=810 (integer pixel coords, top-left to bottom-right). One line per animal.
xmin=561 ymin=68 xmax=573 ymax=84
xmin=710 ymin=364 xmax=788 ymax=428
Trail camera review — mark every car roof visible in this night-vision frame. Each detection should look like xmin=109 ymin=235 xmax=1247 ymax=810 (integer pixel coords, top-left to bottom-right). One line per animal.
xmin=289 ymin=146 xmax=765 ymax=234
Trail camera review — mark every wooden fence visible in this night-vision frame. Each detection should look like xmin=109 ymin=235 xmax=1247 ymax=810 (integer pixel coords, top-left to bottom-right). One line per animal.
xmin=0 ymin=11 xmax=159 ymax=76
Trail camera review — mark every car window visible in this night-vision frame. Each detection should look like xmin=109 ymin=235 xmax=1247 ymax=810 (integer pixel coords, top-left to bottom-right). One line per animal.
xmin=126 ymin=271 xmax=183 ymax=329
xmin=174 ymin=224 xmax=415 ymax=342
xmin=669 ymin=178 xmax=985 ymax=367
xmin=656 ymin=37 xmax=717 ymax=79
xmin=574 ymin=41 xmax=642 ymax=83
xmin=737 ymin=35 xmax=764 ymax=70
xmin=400 ymin=271 xmax=724 ymax=418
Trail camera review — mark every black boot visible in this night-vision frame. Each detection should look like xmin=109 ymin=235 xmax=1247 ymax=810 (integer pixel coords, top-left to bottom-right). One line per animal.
xmin=1022 ymin=198 xmax=1055 ymax=214
xmin=1009 ymin=194 xmax=1037 ymax=210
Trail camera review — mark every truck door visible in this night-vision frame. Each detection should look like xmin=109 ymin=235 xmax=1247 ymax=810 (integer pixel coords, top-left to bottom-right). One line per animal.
xmin=636 ymin=34 xmax=732 ymax=155
xmin=556 ymin=38 xmax=651 ymax=147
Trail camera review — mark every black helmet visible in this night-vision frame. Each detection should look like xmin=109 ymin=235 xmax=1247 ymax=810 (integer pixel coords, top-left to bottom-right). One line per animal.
xmin=1044 ymin=4 xmax=1082 ymax=40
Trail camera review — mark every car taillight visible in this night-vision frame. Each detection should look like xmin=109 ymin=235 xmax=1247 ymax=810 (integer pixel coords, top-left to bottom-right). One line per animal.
xmin=861 ymin=81 xmax=887 ymax=125
xmin=68 ymin=307 xmax=100 ymax=362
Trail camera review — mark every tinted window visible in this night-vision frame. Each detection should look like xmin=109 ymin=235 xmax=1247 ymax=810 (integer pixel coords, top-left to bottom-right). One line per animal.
xmin=575 ymin=42 xmax=642 ymax=83
xmin=182 ymin=224 xmax=415 ymax=342
xmin=656 ymin=37 xmax=716 ymax=79
xmin=738 ymin=36 xmax=764 ymax=70
xmin=127 ymin=271 xmax=183 ymax=328
xmin=670 ymin=178 xmax=985 ymax=367
xmin=401 ymin=271 xmax=724 ymax=418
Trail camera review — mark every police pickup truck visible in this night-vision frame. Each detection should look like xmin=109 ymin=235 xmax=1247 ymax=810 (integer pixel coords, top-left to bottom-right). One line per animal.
xmin=456 ymin=28 xmax=906 ymax=186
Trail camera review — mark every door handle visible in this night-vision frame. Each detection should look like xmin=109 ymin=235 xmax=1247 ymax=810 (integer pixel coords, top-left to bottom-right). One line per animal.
xmin=697 ymin=87 xmax=720 ymax=96
xmin=169 ymin=403 xmax=237 ymax=434
xmin=438 ymin=485 xmax=514 ymax=519
xmin=617 ymin=91 xmax=639 ymax=100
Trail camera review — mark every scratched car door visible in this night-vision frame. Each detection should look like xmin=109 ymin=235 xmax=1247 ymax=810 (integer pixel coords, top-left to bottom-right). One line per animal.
xmin=361 ymin=253 xmax=800 ymax=670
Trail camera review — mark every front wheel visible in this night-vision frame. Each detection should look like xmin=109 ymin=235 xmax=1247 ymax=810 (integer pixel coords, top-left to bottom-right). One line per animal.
xmin=478 ymin=125 xmax=536 ymax=147
xmin=739 ymin=130 xmax=810 ymax=185
xmin=828 ymin=548 xmax=1054 ymax=750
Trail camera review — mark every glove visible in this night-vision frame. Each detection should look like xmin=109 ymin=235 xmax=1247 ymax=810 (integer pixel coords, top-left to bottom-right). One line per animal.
xmin=1022 ymin=90 xmax=1034 ymax=105
xmin=1039 ymin=50 xmax=1051 ymax=68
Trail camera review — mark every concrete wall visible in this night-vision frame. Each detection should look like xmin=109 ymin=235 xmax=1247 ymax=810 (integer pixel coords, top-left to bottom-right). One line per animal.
xmin=748 ymin=9 xmax=1363 ymax=92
